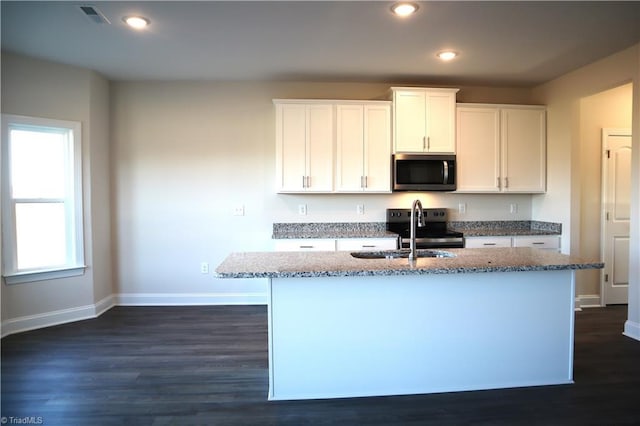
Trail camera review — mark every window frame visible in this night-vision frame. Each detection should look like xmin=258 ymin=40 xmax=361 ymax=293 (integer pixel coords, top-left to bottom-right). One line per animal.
xmin=1 ymin=114 xmax=86 ymax=284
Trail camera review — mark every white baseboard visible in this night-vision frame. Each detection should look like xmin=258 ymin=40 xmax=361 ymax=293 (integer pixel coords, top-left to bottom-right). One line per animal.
xmin=115 ymin=292 xmax=268 ymax=306
xmin=577 ymin=294 xmax=602 ymax=309
xmin=1 ymin=293 xmax=267 ymax=338
xmin=1 ymin=294 xmax=116 ymax=338
xmin=623 ymin=320 xmax=640 ymax=341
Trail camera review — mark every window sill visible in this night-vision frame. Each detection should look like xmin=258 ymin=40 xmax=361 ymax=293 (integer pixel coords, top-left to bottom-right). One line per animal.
xmin=3 ymin=265 xmax=87 ymax=285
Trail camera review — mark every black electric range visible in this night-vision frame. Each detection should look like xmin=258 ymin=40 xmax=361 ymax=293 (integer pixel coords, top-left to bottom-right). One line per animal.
xmin=386 ymin=208 xmax=464 ymax=249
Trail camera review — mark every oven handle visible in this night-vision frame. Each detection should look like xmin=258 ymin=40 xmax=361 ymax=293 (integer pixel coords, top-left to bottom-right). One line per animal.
xmin=443 ymin=160 xmax=449 ymax=184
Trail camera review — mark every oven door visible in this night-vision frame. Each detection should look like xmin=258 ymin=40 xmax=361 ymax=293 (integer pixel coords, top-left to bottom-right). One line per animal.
xmin=400 ymin=237 xmax=465 ymax=249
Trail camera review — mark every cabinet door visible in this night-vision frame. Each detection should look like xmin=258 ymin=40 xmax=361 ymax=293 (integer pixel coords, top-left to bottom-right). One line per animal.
xmin=336 ymin=104 xmax=365 ymax=192
xmin=464 ymin=237 xmax=512 ymax=248
xmin=306 ymin=105 xmax=334 ymax=192
xmin=276 ymin=103 xmax=307 ymax=192
xmin=394 ymin=90 xmax=427 ymax=152
xmin=425 ymin=91 xmax=457 ymax=153
xmin=336 ymin=238 xmax=398 ymax=251
xmin=363 ymin=104 xmax=391 ymax=192
xmin=273 ymin=239 xmax=336 ymax=252
xmin=501 ymin=107 xmax=546 ymax=193
xmin=513 ymin=236 xmax=560 ymax=251
xmin=456 ymin=106 xmax=500 ymax=192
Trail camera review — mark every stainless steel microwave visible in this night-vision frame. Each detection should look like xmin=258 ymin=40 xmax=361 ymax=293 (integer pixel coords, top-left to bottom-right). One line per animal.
xmin=392 ymin=154 xmax=456 ymax=191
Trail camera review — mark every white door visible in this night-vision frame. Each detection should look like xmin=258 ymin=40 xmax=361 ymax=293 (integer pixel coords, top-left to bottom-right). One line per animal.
xmin=601 ymin=129 xmax=632 ymax=305
xmin=363 ymin=104 xmax=391 ymax=192
xmin=394 ymin=90 xmax=426 ymax=152
xmin=456 ymin=106 xmax=501 ymax=192
xmin=500 ymin=107 xmax=546 ymax=193
xmin=336 ymin=104 xmax=365 ymax=192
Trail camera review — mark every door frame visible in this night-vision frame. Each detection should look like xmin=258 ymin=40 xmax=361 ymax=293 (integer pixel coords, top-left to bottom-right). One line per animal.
xmin=600 ymin=128 xmax=632 ymax=306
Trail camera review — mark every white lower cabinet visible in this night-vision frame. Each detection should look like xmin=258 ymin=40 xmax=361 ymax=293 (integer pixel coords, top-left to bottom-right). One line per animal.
xmin=465 ymin=235 xmax=560 ymax=251
xmin=336 ymin=238 xmax=398 ymax=251
xmin=464 ymin=237 xmax=512 ymax=248
xmin=274 ymin=238 xmax=397 ymax=252
xmin=512 ymin=236 xmax=561 ymax=251
xmin=273 ymin=239 xmax=336 ymax=252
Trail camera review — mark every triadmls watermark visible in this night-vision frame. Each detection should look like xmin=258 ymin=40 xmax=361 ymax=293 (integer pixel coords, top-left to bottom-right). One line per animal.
xmin=1 ymin=417 xmax=44 ymax=425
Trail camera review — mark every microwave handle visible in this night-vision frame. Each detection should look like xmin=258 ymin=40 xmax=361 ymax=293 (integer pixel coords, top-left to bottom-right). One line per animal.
xmin=442 ymin=160 xmax=449 ymax=184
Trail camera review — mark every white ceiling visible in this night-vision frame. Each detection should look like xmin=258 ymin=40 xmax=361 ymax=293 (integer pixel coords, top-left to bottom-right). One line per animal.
xmin=2 ymin=1 xmax=640 ymax=87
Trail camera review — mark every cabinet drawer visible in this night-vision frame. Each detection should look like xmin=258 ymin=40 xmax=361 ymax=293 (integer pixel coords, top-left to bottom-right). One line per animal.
xmin=273 ymin=239 xmax=336 ymax=252
xmin=512 ymin=236 xmax=560 ymax=249
xmin=336 ymin=238 xmax=398 ymax=251
xmin=464 ymin=237 xmax=512 ymax=248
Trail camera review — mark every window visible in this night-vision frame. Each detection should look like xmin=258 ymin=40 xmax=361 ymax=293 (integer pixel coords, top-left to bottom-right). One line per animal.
xmin=1 ymin=114 xmax=85 ymax=284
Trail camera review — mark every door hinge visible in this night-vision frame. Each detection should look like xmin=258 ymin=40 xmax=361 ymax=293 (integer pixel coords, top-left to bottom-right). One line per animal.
xmin=604 ymin=273 xmax=609 ymax=282
xmin=606 ymin=149 xmax=610 ymax=159
xmin=606 ymin=211 xmax=610 ymax=221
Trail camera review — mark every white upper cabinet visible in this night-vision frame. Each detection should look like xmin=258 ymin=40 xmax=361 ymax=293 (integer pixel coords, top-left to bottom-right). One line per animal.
xmin=275 ymin=101 xmax=334 ymax=193
xmin=336 ymin=102 xmax=391 ymax=193
xmin=456 ymin=104 xmax=546 ymax=193
xmin=391 ymin=87 xmax=459 ymax=153
xmin=501 ymin=107 xmax=546 ymax=193
xmin=456 ymin=106 xmax=501 ymax=192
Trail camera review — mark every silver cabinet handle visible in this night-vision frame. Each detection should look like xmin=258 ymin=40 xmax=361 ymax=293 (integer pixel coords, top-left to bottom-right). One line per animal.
xmin=497 ymin=177 xmax=501 ymax=188
xmin=427 ymin=136 xmax=430 ymax=150
xmin=302 ymin=176 xmax=306 ymax=188
xmin=299 ymin=245 xmax=314 ymax=249
xmin=532 ymin=242 xmax=545 ymax=245
xmin=364 ymin=176 xmax=368 ymax=188
xmin=362 ymin=245 xmax=376 ymax=248
xmin=483 ymin=243 xmax=497 ymax=246
xmin=505 ymin=177 xmax=509 ymax=188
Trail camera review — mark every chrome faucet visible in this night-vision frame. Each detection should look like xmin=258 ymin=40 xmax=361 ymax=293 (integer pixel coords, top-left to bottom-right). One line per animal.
xmin=409 ymin=199 xmax=425 ymax=260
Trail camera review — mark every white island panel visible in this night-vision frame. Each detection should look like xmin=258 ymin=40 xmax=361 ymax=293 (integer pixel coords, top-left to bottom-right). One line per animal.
xmin=268 ymin=270 xmax=574 ymax=400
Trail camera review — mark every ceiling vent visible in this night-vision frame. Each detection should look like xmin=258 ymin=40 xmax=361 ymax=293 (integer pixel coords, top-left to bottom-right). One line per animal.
xmin=79 ymin=5 xmax=111 ymax=24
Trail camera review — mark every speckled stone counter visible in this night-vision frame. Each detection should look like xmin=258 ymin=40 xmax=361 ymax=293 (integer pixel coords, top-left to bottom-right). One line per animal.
xmin=215 ymin=247 xmax=602 ymax=279
xmin=230 ymin=246 xmax=599 ymax=401
xmin=272 ymin=222 xmax=396 ymax=239
xmin=272 ymin=221 xmax=561 ymax=240
xmin=450 ymin=220 xmax=562 ymax=237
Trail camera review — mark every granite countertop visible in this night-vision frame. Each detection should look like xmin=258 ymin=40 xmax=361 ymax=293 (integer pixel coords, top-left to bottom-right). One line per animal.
xmin=450 ymin=220 xmax=562 ymax=237
xmin=272 ymin=222 xmax=397 ymax=239
xmin=272 ymin=221 xmax=561 ymax=239
xmin=215 ymin=247 xmax=603 ymax=279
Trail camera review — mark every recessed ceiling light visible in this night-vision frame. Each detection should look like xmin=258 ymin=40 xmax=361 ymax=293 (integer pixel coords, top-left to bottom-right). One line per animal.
xmin=437 ymin=51 xmax=458 ymax=61
xmin=123 ymin=16 xmax=150 ymax=29
xmin=391 ymin=2 xmax=419 ymax=17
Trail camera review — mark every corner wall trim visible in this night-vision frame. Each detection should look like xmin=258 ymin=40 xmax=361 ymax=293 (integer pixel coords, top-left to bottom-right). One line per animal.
xmin=623 ymin=320 xmax=640 ymax=341
xmin=115 ymin=292 xmax=268 ymax=306
xmin=1 ymin=293 xmax=268 ymax=338
xmin=577 ymin=294 xmax=602 ymax=309
xmin=1 ymin=294 xmax=116 ymax=338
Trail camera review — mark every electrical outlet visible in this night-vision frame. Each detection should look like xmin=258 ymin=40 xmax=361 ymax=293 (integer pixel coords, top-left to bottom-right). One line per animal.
xmin=200 ymin=262 xmax=209 ymax=274
xmin=357 ymin=204 xmax=365 ymax=215
xmin=233 ymin=205 xmax=245 ymax=216
xmin=458 ymin=203 xmax=466 ymax=214
xmin=298 ymin=204 xmax=307 ymax=215
xmin=510 ymin=203 xmax=518 ymax=214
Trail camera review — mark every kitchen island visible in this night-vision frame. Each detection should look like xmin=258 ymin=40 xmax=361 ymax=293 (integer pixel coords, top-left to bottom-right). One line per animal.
xmin=216 ymin=248 xmax=603 ymax=401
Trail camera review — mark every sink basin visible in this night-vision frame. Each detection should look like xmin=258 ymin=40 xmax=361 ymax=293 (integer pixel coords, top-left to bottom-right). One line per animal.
xmin=351 ymin=249 xmax=456 ymax=260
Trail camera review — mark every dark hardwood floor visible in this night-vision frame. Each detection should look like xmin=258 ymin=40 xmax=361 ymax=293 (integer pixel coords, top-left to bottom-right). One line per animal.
xmin=2 ymin=305 xmax=639 ymax=425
